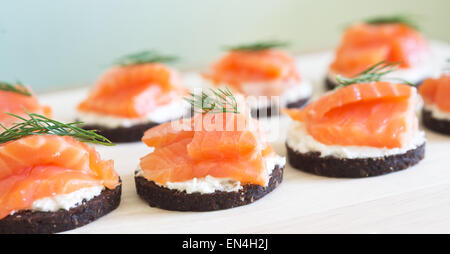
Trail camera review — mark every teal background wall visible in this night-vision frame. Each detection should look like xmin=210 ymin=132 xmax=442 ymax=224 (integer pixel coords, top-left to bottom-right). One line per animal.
xmin=1 ymin=0 xmax=449 ymax=93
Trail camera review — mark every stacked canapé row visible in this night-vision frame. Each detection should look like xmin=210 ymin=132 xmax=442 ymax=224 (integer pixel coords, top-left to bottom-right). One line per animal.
xmin=0 ymin=15 xmax=449 ymax=233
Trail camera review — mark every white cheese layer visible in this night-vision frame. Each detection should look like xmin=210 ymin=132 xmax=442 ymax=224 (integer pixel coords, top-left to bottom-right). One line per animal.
xmin=136 ymin=154 xmax=286 ymax=194
xmin=203 ymin=79 xmax=312 ymax=109
xmin=166 ymin=176 xmax=242 ymax=194
xmin=76 ymin=99 xmax=190 ymax=128
xmin=327 ymin=57 xmax=434 ymax=86
xmin=286 ymin=121 xmax=426 ymax=159
xmin=241 ymin=80 xmax=313 ymax=108
xmin=30 ymin=185 xmax=104 ymax=212
xmin=424 ymin=103 xmax=450 ymax=121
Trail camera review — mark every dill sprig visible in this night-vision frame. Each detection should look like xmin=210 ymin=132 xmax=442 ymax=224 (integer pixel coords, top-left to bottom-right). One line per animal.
xmin=114 ymin=50 xmax=178 ymax=66
xmin=224 ymin=40 xmax=289 ymax=51
xmin=364 ymin=15 xmax=419 ymax=30
xmin=335 ymin=61 xmax=414 ymax=89
xmin=0 ymin=81 xmax=31 ymax=96
xmin=184 ymin=87 xmax=240 ymax=114
xmin=0 ymin=112 xmax=114 ymax=146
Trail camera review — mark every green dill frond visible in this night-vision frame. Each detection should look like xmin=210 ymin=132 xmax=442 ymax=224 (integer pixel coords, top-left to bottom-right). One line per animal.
xmin=114 ymin=50 xmax=178 ymax=66
xmin=224 ymin=40 xmax=289 ymax=52
xmin=364 ymin=14 xmax=419 ymax=30
xmin=0 ymin=81 xmax=31 ymax=96
xmin=184 ymin=87 xmax=239 ymax=114
xmin=0 ymin=112 xmax=114 ymax=146
xmin=335 ymin=60 xmax=414 ymax=89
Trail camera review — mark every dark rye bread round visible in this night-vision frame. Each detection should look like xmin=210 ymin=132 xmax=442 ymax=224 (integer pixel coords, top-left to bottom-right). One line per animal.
xmin=0 ymin=183 xmax=121 ymax=234
xmin=251 ymin=97 xmax=309 ymax=118
xmin=422 ymin=108 xmax=450 ymax=135
xmin=286 ymin=143 xmax=425 ymax=178
xmin=324 ymin=76 xmax=425 ymax=91
xmin=135 ymin=165 xmax=284 ymax=211
xmin=82 ymin=121 xmax=159 ymax=143
xmin=324 ymin=76 xmax=338 ymax=91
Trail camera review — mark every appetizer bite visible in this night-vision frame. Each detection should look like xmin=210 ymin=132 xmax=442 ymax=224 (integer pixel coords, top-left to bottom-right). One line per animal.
xmin=326 ymin=15 xmax=431 ymax=90
xmin=0 ymin=113 xmax=121 ymax=234
xmin=77 ymin=50 xmax=190 ymax=142
xmin=0 ymin=81 xmax=51 ymax=129
xmin=135 ymin=89 xmax=285 ymax=211
xmin=203 ymin=41 xmax=312 ymax=118
xmin=419 ymin=72 xmax=450 ymax=135
xmin=285 ymin=62 xmax=425 ymax=178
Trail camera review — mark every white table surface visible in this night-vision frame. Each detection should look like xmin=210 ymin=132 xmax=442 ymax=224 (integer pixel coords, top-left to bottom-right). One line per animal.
xmin=40 ymin=41 xmax=450 ymax=234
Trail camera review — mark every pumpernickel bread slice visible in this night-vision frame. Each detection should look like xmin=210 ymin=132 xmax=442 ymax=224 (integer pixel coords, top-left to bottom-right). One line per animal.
xmin=82 ymin=122 xmax=159 ymax=143
xmin=324 ymin=76 xmax=339 ymax=91
xmin=286 ymin=143 xmax=425 ymax=178
xmin=0 ymin=183 xmax=121 ymax=234
xmin=135 ymin=165 xmax=284 ymax=211
xmin=422 ymin=108 xmax=450 ymax=135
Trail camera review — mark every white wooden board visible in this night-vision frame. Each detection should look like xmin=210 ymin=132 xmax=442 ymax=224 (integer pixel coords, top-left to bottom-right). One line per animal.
xmin=39 ymin=41 xmax=450 ymax=234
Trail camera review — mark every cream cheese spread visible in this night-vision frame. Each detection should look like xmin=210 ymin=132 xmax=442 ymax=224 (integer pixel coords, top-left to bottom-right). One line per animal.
xmin=76 ymin=99 xmax=190 ymax=128
xmin=30 ymin=185 xmax=104 ymax=212
xmin=286 ymin=121 xmax=426 ymax=159
xmin=203 ymin=79 xmax=312 ymax=110
xmin=424 ymin=103 xmax=450 ymax=121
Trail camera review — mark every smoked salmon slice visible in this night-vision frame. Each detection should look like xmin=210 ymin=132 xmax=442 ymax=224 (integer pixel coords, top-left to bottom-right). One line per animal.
xmin=186 ymin=113 xmax=260 ymax=161
xmin=204 ymin=49 xmax=301 ymax=96
xmin=330 ymin=23 xmax=429 ymax=77
xmin=0 ymin=135 xmax=119 ymax=219
xmin=140 ymin=112 xmax=274 ymax=186
xmin=0 ymin=89 xmax=51 ymax=129
xmin=0 ymin=166 xmax=103 ymax=220
xmin=419 ymin=74 xmax=450 ymax=112
xmin=284 ymin=82 xmax=418 ymax=148
xmin=78 ymin=63 xmax=188 ymax=118
xmin=141 ymin=118 xmax=195 ymax=148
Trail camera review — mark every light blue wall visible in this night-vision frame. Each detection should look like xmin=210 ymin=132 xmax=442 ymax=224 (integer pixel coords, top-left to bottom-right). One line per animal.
xmin=1 ymin=0 xmax=449 ymax=92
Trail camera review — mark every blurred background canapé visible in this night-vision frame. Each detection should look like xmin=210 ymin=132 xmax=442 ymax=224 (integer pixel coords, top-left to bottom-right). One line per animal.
xmin=0 ymin=0 xmax=449 ymax=92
